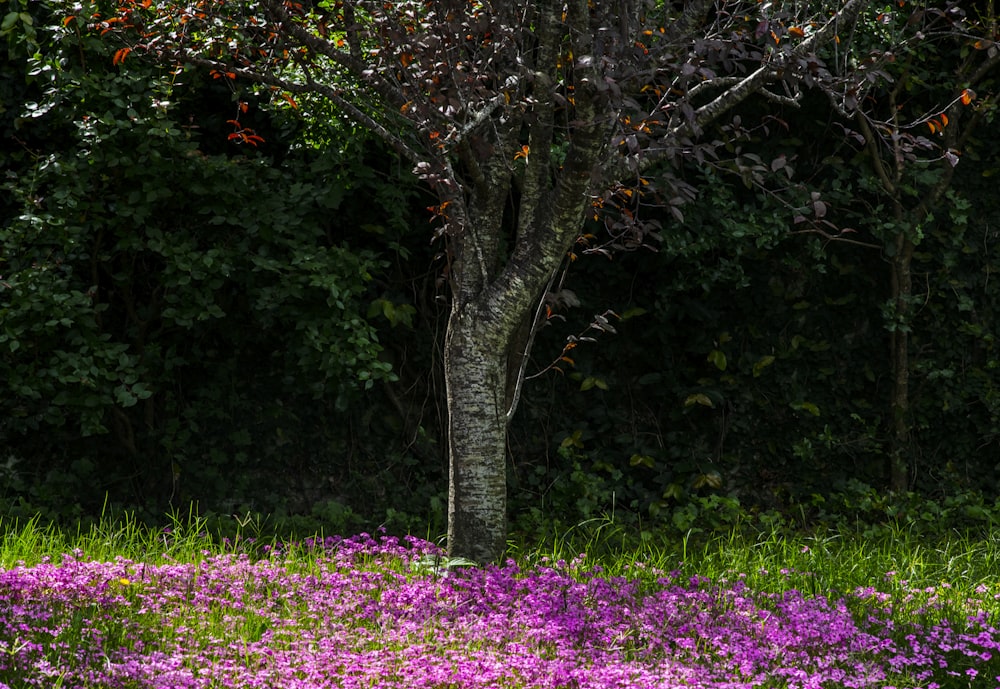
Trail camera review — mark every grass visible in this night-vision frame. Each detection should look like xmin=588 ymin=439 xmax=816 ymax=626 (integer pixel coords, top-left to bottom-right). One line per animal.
xmin=1 ymin=513 xmax=998 ymax=688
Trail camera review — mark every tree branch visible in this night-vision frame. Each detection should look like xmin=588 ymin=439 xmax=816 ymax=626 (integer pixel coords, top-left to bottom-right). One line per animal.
xmin=260 ymin=0 xmax=408 ymax=112
xmin=443 ymin=79 xmax=516 ymax=148
xmin=760 ymin=87 xmax=803 ymax=107
xmin=505 ymin=265 xmax=559 ymax=423
xmin=638 ymin=0 xmax=866 ymax=174
xmin=854 ymin=111 xmax=896 ymax=195
xmin=515 ymin=5 xmax=560 ymax=250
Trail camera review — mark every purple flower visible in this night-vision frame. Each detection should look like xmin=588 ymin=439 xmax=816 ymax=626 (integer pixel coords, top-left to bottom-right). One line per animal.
xmin=1 ymin=534 xmax=998 ymax=689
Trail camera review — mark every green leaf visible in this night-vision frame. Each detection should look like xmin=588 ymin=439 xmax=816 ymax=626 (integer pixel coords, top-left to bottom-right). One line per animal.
xmin=692 ymin=471 xmax=722 ymax=489
xmin=115 ymin=387 xmax=138 ymax=408
xmin=560 ymin=430 xmax=584 ymax=449
xmin=620 ymin=307 xmax=647 ymax=321
xmin=381 ymin=299 xmax=395 ymax=321
xmin=707 ymin=349 xmax=727 ymax=371
xmin=752 ymin=355 xmax=775 ymax=377
xmin=792 ymin=401 xmax=821 ymax=416
xmin=629 ymin=454 xmax=655 ymax=468
xmin=1 ymin=12 xmax=19 ymax=33
xmin=684 ymin=393 xmax=714 ymax=408
xmin=662 ymin=483 xmax=685 ymax=500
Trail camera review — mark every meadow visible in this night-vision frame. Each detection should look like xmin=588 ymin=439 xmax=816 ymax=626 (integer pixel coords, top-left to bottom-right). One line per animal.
xmin=1 ymin=513 xmax=998 ymax=688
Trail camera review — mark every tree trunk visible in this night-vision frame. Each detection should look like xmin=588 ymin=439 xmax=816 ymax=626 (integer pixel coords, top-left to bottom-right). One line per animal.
xmin=444 ymin=301 xmax=513 ymax=564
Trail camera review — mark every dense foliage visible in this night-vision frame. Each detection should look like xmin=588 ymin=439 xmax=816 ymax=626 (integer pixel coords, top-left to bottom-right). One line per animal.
xmin=99 ymin=0 xmax=887 ymax=562
xmin=2 ymin=1 xmax=1000 ymax=539
xmin=1 ymin=2 xmax=422 ymax=522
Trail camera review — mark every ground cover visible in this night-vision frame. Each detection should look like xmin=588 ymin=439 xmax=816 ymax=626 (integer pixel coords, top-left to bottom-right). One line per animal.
xmin=0 ymin=516 xmax=998 ymax=688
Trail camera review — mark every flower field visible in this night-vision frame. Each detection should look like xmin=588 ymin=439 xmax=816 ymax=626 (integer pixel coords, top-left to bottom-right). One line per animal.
xmin=1 ymin=523 xmax=999 ymax=688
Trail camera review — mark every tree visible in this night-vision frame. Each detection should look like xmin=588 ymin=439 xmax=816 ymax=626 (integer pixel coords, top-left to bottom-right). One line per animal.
xmin=102 ymin=0 xmax=869 ymax=562
xmin=860 ymin=15 xmax=998 ymax=493
xmin=784 ymin=2 xmax=1000 ymax=491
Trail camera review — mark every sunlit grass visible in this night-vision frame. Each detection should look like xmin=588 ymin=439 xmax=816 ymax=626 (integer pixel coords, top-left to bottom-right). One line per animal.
xmin=1 ymin=513 xmax=999 ymax=688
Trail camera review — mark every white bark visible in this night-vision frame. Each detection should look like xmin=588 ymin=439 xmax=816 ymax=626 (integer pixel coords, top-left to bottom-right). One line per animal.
xmin=444 ymin=304 xmax=510 ymax=563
